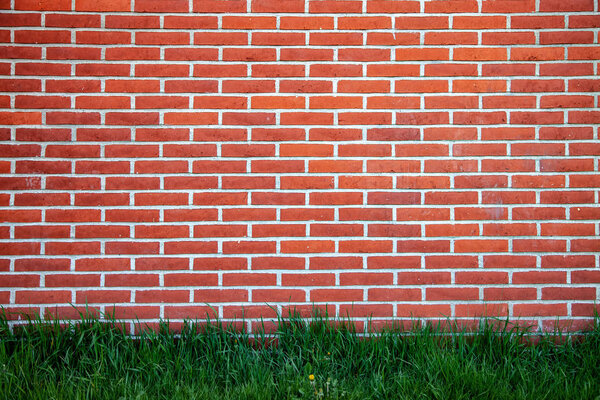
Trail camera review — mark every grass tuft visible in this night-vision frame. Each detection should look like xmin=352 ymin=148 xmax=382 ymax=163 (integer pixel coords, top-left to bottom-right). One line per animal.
xmin=0 ymin=307 xmax=599 ymax=399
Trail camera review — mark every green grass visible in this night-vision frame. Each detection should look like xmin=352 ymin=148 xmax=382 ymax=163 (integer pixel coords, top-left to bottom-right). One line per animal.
xmin=0 ymin=309 xmax=599 ymax=400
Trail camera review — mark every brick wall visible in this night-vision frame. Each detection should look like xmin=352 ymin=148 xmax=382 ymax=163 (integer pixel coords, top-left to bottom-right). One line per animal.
xmin=1 ymin=0 xmax=599 ymax=332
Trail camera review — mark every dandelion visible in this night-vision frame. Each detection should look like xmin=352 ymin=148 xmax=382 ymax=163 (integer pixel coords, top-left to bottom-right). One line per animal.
xmin=309 ymin=374 xmax=317 ymax=396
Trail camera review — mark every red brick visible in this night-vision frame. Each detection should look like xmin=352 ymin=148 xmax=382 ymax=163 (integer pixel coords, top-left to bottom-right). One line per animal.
xmin=108 ymin=306 xmax=159 ymax=320
xmin=252 ymin=32 xmax=305 ymax=46
xmin=252 ymin=96 xmax=304 ymax=109
xmin=515 ymin=304 xmax=568 ymax=317
xmin=571 ymin=207 xmax=600 ymax=220
xmin=435 ymin=199 xmax=489 ymax=215
xmin=310 ymin=96 xmax=363 ymax=109
xmin=400 ymin=272 xmax=451 ymax=285
xmin=253 ymin=289 xmax=305 ymax=302
xmin=483 ymin=96 xmax=536 ymax=109
xmin=427 ymin=288 xmax=479 ymax=301
xmin=542 ymin=287 xmax=596 ymax=300
xmin=222 ymin=16 xmax=275 ymax=29
xmin=311 ymin=32 xmax=362 ymax=46
xmin=339 ymin=240 xmax=393 ymax=254
xmin=0 ymin=111 xmax=42 ymax=125
xmin=164 ymin=209 xmax=217 ymax=222
xmin=247 ymin=257 xmax=300 ymax=271
xmin=512 ymin=207 xmax=565 ymax=220
xmin=223 ymin=273 xmax=276 ymax=287
xmin=15 ymin=0 xmax=70 ymax=10
xmin=394 ymin=80 xmax=448 ymax=93
xmin=426 ymin=32 xmax=478 ymax=45
xmin=454 ymin=47 xmax=506 ymax=61
xmin=16 ymin=290 xmax=70 ymax=304
xmin=310 ymin=64 xmax=362 ymax=77
xmin=15 ymin=193 xmax=69 ymax=206
xmin=542 ymin=255 xmax=595 ymax=269
xmin=105 ymin=15 xmax=158 ymax=29
xmin=457 ymin=271 xmax=508 ymax=285
xmin=105 ymin=242 xmax=159 ymax=255
xmin=540 ymin=0 xmax=593 ymax=11
xmin=513 ymin=271 xmax=566 ymax=285
xmin=75 ymin=225 xmax=129 ymax=239
xmin=512 ymin=47 xmax=564 ymax=61
xmin=484 ymin=288 xmax=536 ymax=301
xmin=281 ymin=273 xmax=335 ymax=286
xmin=397 ymin=240 xmax=450 ymax=253
xmin=105 ymin=210 xmax=159 ymax=222
xmin=0 ymin=274 xmax=40 ymax=287
xmin=572 ymin=271 xmax=600 ymax=284
xmin=484 ymin=255 xmax=536 ymax=269
xmin=194 ymin=32 xmax=247 ymax=46
xmin=483 ymin=32 xmax=535 ymax=45
xmin=483 ymin=223 xmax=536 ymax=236
xmin=280 ymin=48 xmax=333 ymax=62
xmin=251 ymin=0 xmax=302 ymax=12
xmin=310 ymin=256 xmax=362 ymax=270
xmin=193 ymin=0 xmax=246 ymax=12
xmin=76 ymin=31 xmax=130 ymax=45
xmin=339 ymin=48 xmax=391 ymax=62
xmin=256 ymin=63 xmax=304 ymax=77
xmin=571 ymin=240 xmax=600 ymax=252
xmin=426 ymin=224 xmax=479 ymax=237
xmin=456 ymin=303 xmax=509 ymax=318
xmin=164 ymin=241 xmax=217 ymax=255
xmin=75 ymin=0 xmax=129 ymax=11
xmin=452 ymin=15 xmax=506 ymax=29
xmin=251 ymin=192 xmax=305 ymax=205
xmin=572 ymin=304 xmax=600 ymax=317
xmin=310 ymin=289 xmax=363 ymax=302
xmin=223 ymin=241 xmax=276 ymax=254
xmin=135 ymin=192 xmax=188 ymax=206
xmin=192 ymin=257 xmax=245 ymax=271
xmin=106 ymin=80 xmax=159 ymax=93
xmin=135 ymin=225 xmax=189 ymax=239
xmin=281 ymin=240 xmax=335 ymax=254
xmin=397 ymin=304 xmax=451 ymax=318
xmin=46 ymin=274 xmax=100 ymax=287
xmin=397 ymin=48 xmax=449 ymax=61
xmin=46 ymin=242 xmax=101 ymax=255
xmin=454 ymin=80 xmax=506 ymax=93
xmin=76 ymin=290 xmax=130 ymax=304
xmin=455 ymin=240 xmax=508 ymax=253
xmin=1 ymin=46 xmax=42 ymax=59
xmin=136 ymin=290 xmax=189 ymax=303
xmin=253 ymin=224 xmax=305 ymax=238
xmin=281 ymin=208 xmax=335 ymax=221
xmin=136 ymin=258 xmax=188 ymax=271
xmin=340 ymin=304 xmax=393 ymax=318
xmin=135 ymin=0 xmax=189 ymax=12
xmin=75 ymin=258 xmax=130 ymax=271
xmin=222 ymin=176 xmax=275 ymax=190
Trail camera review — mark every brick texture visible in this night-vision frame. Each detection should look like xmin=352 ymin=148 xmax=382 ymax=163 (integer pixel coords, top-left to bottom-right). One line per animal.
xmin=1 ymin=0 xmax=599 ymax=332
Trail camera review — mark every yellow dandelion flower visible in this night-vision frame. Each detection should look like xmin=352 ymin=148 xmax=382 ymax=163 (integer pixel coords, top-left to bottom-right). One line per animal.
xmin=309 ymin=374 xmax=315 ymax=381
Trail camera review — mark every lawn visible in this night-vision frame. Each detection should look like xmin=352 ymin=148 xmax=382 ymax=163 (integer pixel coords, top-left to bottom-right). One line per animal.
xmin=0 ymin=309 xmax=599 ymax=399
